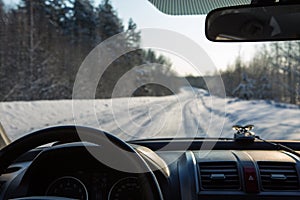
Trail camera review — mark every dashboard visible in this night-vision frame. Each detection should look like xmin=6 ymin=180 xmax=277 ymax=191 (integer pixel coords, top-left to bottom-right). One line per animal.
xmin=2 ymin=138 xmax=300 ymax=200
xmin=6 ymin=144 xmax=146 ymax=200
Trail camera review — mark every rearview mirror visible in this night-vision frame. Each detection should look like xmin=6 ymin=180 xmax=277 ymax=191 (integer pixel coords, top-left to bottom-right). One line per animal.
xmin=205 ymin=4 xmax=300 ymax=42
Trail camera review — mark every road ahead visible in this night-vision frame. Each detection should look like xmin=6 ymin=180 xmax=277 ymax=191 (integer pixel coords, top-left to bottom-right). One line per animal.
xmin=1 ymin=87 xmax=300 ymax=142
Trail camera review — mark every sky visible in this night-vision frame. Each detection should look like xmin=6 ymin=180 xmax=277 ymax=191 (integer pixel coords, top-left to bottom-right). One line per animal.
xmin=108 ymin=0 xmax=258 ymax=76
xmin=3 ymin=0 xmax=259 ymax=76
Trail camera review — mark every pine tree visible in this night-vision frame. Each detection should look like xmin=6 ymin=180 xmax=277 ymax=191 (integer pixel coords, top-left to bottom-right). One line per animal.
xmin=72 ymin=0 xmax=96 ymax=44
xmin=232 ymin=73 xmax=254 ymax=100
xmin=97 ymin=0 xmax=123 ymax=40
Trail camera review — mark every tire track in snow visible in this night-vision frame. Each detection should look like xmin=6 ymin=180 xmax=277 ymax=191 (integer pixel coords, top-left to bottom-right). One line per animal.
xmin=194 ymin=94 xmax=229 ymax=137
xmin=181 ymin=99 xmax=206 ymax=138
xmin=108 ymin=100 xmax=179 ymax=140
xmin=104 ymin=95 xmax=204 ymax=140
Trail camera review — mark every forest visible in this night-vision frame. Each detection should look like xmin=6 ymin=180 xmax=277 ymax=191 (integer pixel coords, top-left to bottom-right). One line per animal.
xmin=0 ymin=0 xmax=178 ymax=101
xmin=1 ymin=0 xmax=300 ymax=105
xmin=220 ymin=42 xmax=300 ymax=105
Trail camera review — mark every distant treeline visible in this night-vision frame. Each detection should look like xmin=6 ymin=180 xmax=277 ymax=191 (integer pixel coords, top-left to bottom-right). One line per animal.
xmin=188 ymin=42 xmax=300 ymax=105
xmin=220 ymin=42 xmax=300 ymax=104
xmin=0 ymin=0 xmax=179 ymax=101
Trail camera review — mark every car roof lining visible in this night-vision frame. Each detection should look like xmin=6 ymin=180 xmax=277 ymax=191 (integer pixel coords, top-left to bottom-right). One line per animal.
xmin=148 ymin=0 xmax=251 ymax=15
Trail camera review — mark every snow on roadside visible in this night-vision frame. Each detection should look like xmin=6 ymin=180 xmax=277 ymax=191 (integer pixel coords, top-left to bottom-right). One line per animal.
xmin=1 ymin=88 xmax=300 ymax=142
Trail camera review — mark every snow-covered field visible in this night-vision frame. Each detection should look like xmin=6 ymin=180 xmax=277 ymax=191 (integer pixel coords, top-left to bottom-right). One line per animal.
xmin=1 ymin=87 xmax=300 ymax=142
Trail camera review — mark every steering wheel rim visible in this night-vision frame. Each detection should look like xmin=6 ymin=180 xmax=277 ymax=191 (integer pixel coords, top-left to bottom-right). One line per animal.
xmin=0 ymin=125 xmax=163 ymax=200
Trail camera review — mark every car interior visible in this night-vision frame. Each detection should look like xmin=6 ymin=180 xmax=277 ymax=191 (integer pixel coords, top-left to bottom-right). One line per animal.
xmin=1 ymin=0 xmax=300 ymax=200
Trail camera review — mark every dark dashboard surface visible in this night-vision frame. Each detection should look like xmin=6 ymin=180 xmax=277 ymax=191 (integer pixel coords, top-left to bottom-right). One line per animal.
xmin=2 ymin=139 xmax=300 ymax=200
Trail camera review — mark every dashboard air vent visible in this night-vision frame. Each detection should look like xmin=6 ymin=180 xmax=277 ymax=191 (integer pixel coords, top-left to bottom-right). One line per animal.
xmin=199 ymin=162 xmax=240 ymax=190
xmin=258 ymin=162 xmax=299 ymax=190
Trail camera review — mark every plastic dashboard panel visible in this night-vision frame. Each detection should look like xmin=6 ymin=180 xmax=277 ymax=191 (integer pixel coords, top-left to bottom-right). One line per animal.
xmin=2 ymin=140 xmax=300 ymax=199
xmin=154 ymin=149 xmax=300 ymax=200
xmin=133 ymin=140 xmax=300 ymax=200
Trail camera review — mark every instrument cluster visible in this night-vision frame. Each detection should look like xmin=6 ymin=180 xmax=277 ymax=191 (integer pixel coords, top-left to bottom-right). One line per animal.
xmin=44 ymin=171 xmax=143 ymax=200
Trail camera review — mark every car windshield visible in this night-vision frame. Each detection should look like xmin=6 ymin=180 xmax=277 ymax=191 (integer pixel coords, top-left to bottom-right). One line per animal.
xmin=0 ymin=0 xmax=300 ymax=143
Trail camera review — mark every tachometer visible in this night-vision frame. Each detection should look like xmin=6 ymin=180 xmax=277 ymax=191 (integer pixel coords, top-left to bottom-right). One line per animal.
xmin=108 ymin=177 xmax=142 ymax=200
xmin=46 ymin=176 xmax=88 ymax=200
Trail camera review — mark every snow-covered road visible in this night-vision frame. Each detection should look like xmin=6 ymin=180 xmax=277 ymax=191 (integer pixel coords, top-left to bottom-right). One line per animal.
xmin=1 ymin=88 xmax=300 ymax=141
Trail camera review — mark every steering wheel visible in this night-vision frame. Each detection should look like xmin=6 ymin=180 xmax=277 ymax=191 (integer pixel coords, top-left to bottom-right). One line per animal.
xmin=0 ymin=126 xmax=163 ymax=200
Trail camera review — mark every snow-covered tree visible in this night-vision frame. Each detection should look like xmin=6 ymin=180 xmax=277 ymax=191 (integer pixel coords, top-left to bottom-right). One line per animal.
xmin=232 ymin=73 xmax=255 ymax=100
xmin=257 ymin=74 xmax=271 ymax=99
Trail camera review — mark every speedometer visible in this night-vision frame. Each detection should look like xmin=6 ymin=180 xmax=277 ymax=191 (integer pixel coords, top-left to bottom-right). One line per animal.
xmin=108 ymin=177 xmax=142 ymax=200
xmin=46 ymin=176 xmax=88 ymax=200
